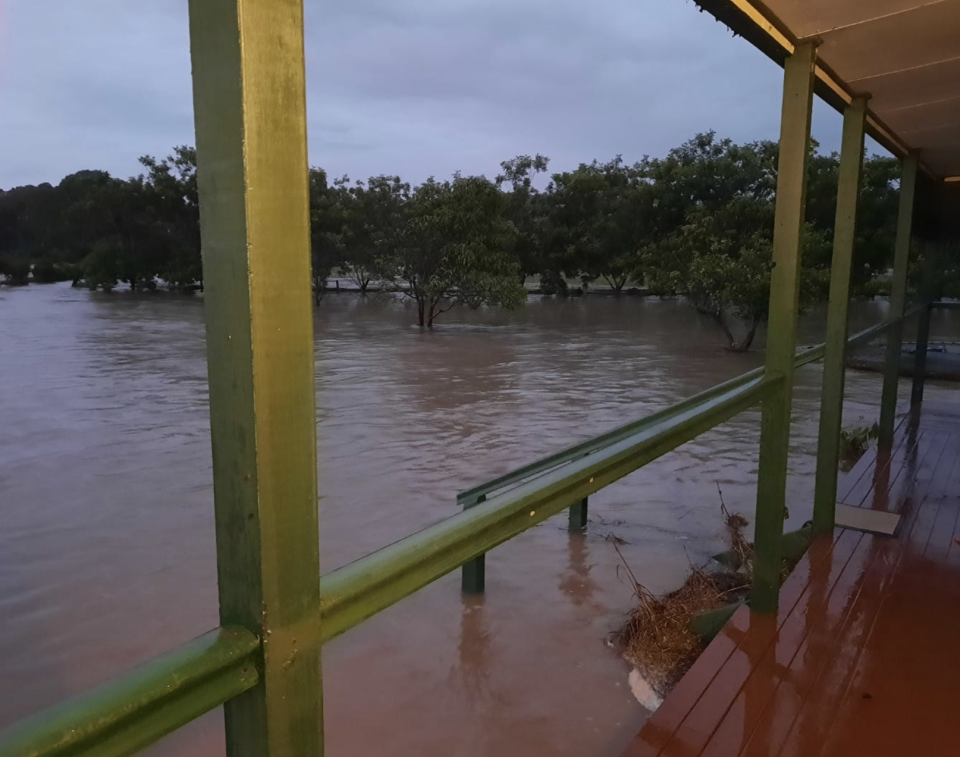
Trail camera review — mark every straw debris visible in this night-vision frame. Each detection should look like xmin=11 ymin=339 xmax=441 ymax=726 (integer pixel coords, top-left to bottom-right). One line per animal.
xmin=613 ymin=502 xmax=752 ymax=697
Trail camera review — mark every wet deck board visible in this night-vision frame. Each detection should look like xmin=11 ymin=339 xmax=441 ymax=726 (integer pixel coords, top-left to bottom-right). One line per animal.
xmin=621 ymin=404 xmax=960 ymax=757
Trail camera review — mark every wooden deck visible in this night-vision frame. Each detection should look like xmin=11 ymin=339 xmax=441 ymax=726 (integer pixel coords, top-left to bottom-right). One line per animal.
xmin=623 ymin=400 xmax=960 ymax=757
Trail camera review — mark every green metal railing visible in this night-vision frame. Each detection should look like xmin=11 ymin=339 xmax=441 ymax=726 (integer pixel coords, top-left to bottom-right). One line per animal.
xmin=455 ymin=313 xmax=910 ymax=592
xmin=0 ymin=10 xmax=936 ymax=757
xmin=0 ymin=628 xmax=259 ymax=757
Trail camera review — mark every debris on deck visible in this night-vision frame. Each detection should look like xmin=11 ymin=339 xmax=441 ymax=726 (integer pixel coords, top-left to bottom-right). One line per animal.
xmin=612 ymin=507 xmax=752 ymax=703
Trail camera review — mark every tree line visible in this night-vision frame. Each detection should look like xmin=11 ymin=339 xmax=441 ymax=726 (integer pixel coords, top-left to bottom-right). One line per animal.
xmin=0 ymin=132 xmax=902 ymax=345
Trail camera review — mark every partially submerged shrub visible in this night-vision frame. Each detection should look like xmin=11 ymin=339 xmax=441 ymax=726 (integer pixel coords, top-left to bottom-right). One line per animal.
xmin=839 ymin=422 xmax=879 ymax=472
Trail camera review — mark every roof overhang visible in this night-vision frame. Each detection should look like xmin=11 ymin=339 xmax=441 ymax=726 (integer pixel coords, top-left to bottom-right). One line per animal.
xmin=692 ymin=1 xmax=960 ymax=183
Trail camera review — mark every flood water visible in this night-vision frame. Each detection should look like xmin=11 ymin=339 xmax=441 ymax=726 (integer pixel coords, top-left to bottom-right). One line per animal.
xmin=2 ymin=283 xmax=958 ymax=755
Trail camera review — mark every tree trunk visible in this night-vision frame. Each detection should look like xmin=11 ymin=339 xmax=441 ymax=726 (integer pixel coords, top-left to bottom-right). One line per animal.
xmin=603 ymin=274 xmax=627 ymax=294
xmin=417 ymin=298 xmax=426 ymax=327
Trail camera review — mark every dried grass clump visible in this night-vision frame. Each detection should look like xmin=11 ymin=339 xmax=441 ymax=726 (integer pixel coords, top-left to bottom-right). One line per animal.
xmin=721 ymin=501 xmax=752 ymax=572
xmin=614 ymin=566 xmax=745 ymax=694
xmin=613 ymin=499 xmax=751 ymax=697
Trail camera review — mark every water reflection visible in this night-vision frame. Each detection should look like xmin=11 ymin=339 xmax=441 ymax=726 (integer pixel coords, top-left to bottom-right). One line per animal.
xmin=560 ymin=531 xmax=602 ymax=613
xmin=454 ymin=595 xmax=492 ymax=702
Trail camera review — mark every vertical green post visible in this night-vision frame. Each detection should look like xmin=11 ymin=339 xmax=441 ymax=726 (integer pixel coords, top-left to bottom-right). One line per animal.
xmin=812 ymin=97 xmax=867 ymax=536
xmin=188 ymin=1 xmax=323 ymax=756
xmin=911 ymin=303 xmax=932 ymax=410
xmin=911 ymin=244 xmax=937 ymax=410
xmin=752 ymin=41 xmax=817 ymax=614
xmin=462 ymin=495 xmax=486 ymax=594
xmin=878 ymin=154 xmax=919 ymax=451
xmin=568 ymin=497 xmax=588 ymax=531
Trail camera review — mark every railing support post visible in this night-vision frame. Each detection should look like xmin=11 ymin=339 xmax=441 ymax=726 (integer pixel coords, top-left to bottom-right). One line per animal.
xmin=462 ymin=495 xmax=486 ymax=593
xmin=911 ymin=303 xmax=932 ymax=410
xmin=878 ymin=153 xmax=919 ymax=451
xmin=812 ymin=97 xmax=867 ymax=536
xmin=752 ymin=41 xmax=817 ymax=614
xmin=569 ymin=497 xmax=589 ymax=531
xmin=911 ymin=245 xmax=937 ymax=411
xmin=188 ymin=1 xmax=324 ymax=756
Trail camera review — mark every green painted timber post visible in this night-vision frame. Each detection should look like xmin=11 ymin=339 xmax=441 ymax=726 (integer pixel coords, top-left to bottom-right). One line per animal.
xmin=462 ymin=495 xmax=486 ymax=593
xmin=188 ymin=1 xmax=324 ymax=756
xmin=751 ymin=41 xmax=817 ymax=614
xmin=812 ymin=97 xmax=868 ymax=536
xmin=911 ymin=244 xmax=937 ymax=410
xmin=878 ymin=153 xmax=919 ymax=451
xmin=911 ymin=302 xmax=932 ymax=410
xmin=569 ymin=497 xmax=588 ymax=531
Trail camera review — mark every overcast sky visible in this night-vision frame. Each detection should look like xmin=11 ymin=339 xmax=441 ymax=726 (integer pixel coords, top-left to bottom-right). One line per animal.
xmin=0 ymin=0 xmax=885 ymax=189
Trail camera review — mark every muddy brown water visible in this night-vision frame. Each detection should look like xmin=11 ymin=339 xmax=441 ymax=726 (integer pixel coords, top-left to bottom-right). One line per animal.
xmin=2 ymin=283 xmax=957 ymax=756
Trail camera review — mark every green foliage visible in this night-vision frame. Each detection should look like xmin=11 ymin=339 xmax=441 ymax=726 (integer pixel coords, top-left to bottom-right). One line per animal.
xmin=30 ymin=259 xmax=75 ymax=283
xmin=839 ymin=422 xmax=880 ymax=472
xmin=548 ymin=157 xmax=654 ymax=292
xmin=380 ymin=175 xmax=524 ymax=327
xmin=640 ymin=135 xmax=826 ymax=349
xmin=138 ymin=146 xmax=201 ymax=291
xmin=307 ymin=168 xmax=344 ymax=303
xmin=0 ymin=131 xmax=900 ymax=336
xmin=341 ymin=175 xmax=410 ymax=294
xmin=497 ymin=154 xmax=550 ymax=285
xmin=908 ymin=242 xmax=960 ymax=300
xmin=82 ymin=239 xmax=121 ymax=292
xmin=0 ymin=151 xmax=201 ymax=293
xmin=855 ymin=276 xmax=890 ymax=299
xmin=0 ymin=256 xmax=31 ymax=285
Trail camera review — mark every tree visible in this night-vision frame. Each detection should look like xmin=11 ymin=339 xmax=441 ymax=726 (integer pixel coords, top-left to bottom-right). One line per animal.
xmin=381 ymin=175 xmax=525 ymax=327
xmin=340 ymin=175 xmax=409 ymax=294
xmin=640 ymin=134 xmax=830 ymax=350
xmin=138 ymin=147 xmax=202 ymax=291
xmin=307 ymin=168 xmax=346 ymax=304
xmin=548 ymin=157 xmax=655 ymax=293
xmin=0 ymin=256 xmax=30 ymax=285
xmin=496 ymin=154 xmax=549 ymax=286
xmin=77 ymin=177 xmax=165 ymax=292
xmin=852 ymin=156 xmax=899 ymax=290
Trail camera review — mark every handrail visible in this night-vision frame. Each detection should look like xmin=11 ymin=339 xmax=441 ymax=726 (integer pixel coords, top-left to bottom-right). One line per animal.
xmin=457 ymin=316 xmax=908 ymax=506
xmin=0 ymin=627 xmax=259 ymax=757
xmin=319 ymin=373 xmax=780 ymax=641
xmin=455 ymin=368 xmax=769 ymax=507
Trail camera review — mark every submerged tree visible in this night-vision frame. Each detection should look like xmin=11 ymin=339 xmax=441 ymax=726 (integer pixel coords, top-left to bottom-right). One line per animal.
xmin=0 ymin=256 xmax=30 ymax=285
xmin=640 ymin=133 xmax=831 ymax=350
xmin=340 ymin=175 xmax=409 ymax=294
xmin=381 ymin=175 xmax=525 ymax=327
xmin=306 ymin=168 xmax=341 ymax=304
xmin=138 ymin=146 xmax=201 ymax=291
xmin=496 ymin=154 xmax=550 ymax=286
xmin=0 ymin=134 xmax=898 ymax=324
xmin=548 ymin=157 xmax=656 ymax=293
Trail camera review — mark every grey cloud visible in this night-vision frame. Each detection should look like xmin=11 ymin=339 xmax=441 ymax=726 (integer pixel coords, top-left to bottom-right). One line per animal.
xmin=0 ymin=0 xmax=865 ymax=190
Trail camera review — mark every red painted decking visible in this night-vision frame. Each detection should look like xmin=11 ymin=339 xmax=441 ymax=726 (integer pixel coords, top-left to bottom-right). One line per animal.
xmin=623 ymin=401 xmax=960 ymax=757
